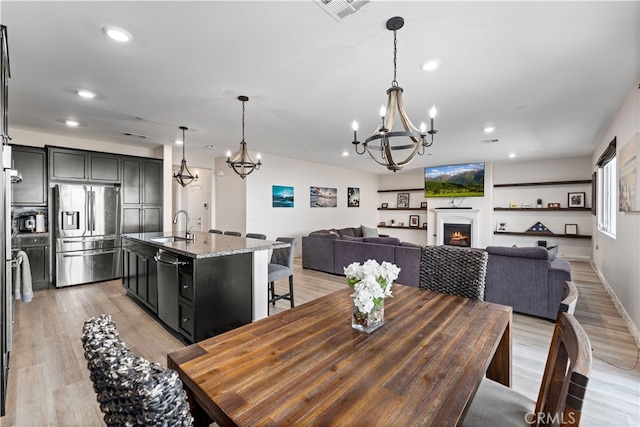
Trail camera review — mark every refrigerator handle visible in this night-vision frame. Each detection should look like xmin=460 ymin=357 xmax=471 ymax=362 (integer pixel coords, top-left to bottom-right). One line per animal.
xmin=91 ymin=190 xmax=95 ymax=232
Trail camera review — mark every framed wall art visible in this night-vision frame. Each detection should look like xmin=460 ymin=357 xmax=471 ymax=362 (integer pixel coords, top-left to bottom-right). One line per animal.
xmin=310 ymin=186 xmax=337 ymax=207
xmin=409 ymin=215 xmax=420 ymax=227
xmin=347 ymin=187 xmax=360 ymax=207
xmin=565 ymin=224 xmax=578 ymax=235
xmin=397 ymin=192 xmax=409 ymax=208
xmin=272 ymin=185 xmax=294 ymax=208
xmin=568 ymin=192 xmax=585 ymax=208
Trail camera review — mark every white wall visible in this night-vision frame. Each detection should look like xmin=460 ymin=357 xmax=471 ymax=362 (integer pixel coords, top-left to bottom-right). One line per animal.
xmin=214 ymin=156 xmax=247 ymax=234
xmin=172 ymin=167 xmax=212 ymax=233
xmin=592 ymin=82 xmax=640 ymax=344
xmin=492 ymin=157 xmax=593 ymax=259
xmin=230 ymin=153 xmax=379 ymax=255
xmin=378 ymin=165 xmax=494 ymax=248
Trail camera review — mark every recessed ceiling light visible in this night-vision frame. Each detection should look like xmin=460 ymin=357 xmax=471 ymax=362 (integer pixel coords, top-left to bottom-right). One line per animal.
xmin=204 ymin=145 xmax=216 ymax=150
xmin=420 ymin=60 xmax=440 ymax=72
xmin=76 ymin=89 xmax=96 ymax=99
xmin=342 ymin=151 xmax=349 ymax=157
xmin=65 ymin=120 xmax=80 ymax=127
xmin=104 ymin=26 xmax=132 ymax=43
xmin=483 ymin=126 xmax=495 ymax=133
xmin=508 ymin=153 xmax=517 ymax=158
xmin=175 ymin=138 xmax=183 ymax=145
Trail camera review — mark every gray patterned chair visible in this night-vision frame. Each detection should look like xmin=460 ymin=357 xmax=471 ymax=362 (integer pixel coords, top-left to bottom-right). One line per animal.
xmin=419 ymin=245 xmax=488 ymax=300
xmin=268 ymin=237 xmax=297 ymax=308
xmin=81 ymin=315 xmax=193 ymax=426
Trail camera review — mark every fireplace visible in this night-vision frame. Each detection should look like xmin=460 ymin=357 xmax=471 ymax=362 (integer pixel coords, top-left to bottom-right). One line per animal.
xmin=435 ymin=209 xmax=480 ymax=248
xmin=443 ymin=223 xmax=472 ymax=247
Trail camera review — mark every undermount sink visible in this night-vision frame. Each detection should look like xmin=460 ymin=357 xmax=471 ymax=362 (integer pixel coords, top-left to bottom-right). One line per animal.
xmin=150 ymin=236 xmax=187 ymax=243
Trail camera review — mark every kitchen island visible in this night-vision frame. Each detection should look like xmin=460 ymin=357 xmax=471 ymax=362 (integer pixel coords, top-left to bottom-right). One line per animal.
xmin=121 ymin=231 xmax=288 ymax=342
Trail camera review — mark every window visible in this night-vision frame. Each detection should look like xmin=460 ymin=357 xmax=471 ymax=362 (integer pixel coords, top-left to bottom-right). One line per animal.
xmin=597 ymin=138 xmax=617 ymax=237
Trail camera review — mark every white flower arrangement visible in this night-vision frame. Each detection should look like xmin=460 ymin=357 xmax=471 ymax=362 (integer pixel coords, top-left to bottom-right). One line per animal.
xmin=344 ymin=259 xmax=400 ymax=314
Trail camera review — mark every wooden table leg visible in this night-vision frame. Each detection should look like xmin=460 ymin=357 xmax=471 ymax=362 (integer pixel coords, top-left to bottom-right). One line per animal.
xmin=486 ymin=313 xmax=512 ymax=387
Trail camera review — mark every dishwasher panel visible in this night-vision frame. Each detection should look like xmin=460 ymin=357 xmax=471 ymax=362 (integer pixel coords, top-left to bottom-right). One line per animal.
xmin=154 ymin=250 xmax=187 ymax=332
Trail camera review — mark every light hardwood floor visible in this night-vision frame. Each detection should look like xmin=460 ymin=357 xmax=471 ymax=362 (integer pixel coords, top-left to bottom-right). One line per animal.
xmin=1 ymin=259 xmax=638 ymax=426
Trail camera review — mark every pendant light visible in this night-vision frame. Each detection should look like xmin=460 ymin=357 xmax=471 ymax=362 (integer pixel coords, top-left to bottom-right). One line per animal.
xmin=173 ymin=126 xmax=199 ymax=187
xmin=351 ymin=16 xmax=438 ymax=172
xmin=226 ymin=96 xmax=261 ymax=179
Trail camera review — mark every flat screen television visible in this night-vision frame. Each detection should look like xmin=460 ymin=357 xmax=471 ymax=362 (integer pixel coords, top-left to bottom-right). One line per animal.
xmin=424 ymin=162 xmax=485 ymax=198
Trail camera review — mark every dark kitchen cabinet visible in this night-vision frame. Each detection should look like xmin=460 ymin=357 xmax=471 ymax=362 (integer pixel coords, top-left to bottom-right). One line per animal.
xmin=122 ymin=239 xmax=158 ymax=312
xmin=17 ymin=235 xmax=49 ymax=291
xmin=121 ymin=157 xmax=163 ymax=233
xmin=49 ymin=147 xmax=120 ymax=183
xmin=11 ymin=146 xmax=47 ymax=206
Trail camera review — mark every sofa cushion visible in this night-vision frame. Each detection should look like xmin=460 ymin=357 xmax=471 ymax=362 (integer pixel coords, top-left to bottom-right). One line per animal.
xmin=399 ymin=241 xmax=421 ymax=248
xmin=361 ymin=224 xmax=379 ymax=238
xmin=363 ymin=237 xmax=401 ymax=246
xmin=336 ymin=227 xmax=356 ymax=237
xmin=547 ymin=245 xmax=558 ymax=261
xmin=486 ymin=245 xmax=549 ymax=260
xmin=308 ymin=231 xmax=340 ymax=240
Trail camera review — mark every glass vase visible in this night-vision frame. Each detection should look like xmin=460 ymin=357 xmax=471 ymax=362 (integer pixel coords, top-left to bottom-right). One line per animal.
xmin=352 ymin=299 xmax=385 ymax=333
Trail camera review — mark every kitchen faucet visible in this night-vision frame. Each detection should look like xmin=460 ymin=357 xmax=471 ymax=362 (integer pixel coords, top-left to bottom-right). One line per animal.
xmin=172 ymin=210 xmax=193 ymax=241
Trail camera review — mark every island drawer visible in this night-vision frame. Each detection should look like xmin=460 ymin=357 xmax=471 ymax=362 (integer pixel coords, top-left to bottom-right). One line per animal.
xmin=179 ymin=303 xmax=195 ymax=339
xmin=179 ymin=272 xmax=194 ymax=302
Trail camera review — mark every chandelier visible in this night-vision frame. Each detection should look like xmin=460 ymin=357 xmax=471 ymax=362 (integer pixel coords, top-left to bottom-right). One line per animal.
xmin=352 ymin=16 xmax=437 ymax=172
xmin=173 ymin=126 xmax=199 ymax=187
xmin=226 ymin=95 xmax=262 ymax=179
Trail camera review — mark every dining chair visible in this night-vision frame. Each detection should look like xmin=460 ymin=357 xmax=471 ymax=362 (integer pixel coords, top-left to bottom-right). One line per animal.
xmin=208 ymin=229 xmax=222 ymax=234
xmin=560 ymin=280 xmax=579 ymax=315
xmin=463 ymin=310 xmax=591 ymax=427
xmin=246 ymin=233 xmax=267 ymax=240
xmin=268 ymin=237 xmax=297 ymax=309
xmin=81 ymin=315 xmax=194 ymax=427
xmin=224 ymin=231 xmax=242 ymax=236
xmin=419 ymin=245 xmax=488 ymax=300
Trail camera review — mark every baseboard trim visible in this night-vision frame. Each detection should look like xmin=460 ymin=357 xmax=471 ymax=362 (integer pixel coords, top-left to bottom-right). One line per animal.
xmin=591 ymin=261 xmax=640 ymax=348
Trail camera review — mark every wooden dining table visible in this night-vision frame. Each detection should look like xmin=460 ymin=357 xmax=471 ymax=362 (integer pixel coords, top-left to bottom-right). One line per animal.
xmin=167 ymin=284 xmax=512 ymax=427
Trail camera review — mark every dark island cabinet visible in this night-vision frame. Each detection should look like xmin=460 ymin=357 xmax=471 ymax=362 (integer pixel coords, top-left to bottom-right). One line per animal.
xmin=48 ymin=147 xmax=120 ymax=183
xmin=11 ymin=145 xmax=47 ymax=206
xmin=122 ymin=239 xmax=158 ymax=312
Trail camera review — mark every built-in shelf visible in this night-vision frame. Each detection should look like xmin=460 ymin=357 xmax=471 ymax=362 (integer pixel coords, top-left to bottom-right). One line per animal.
xmin=377 ymin=188 xmax=424 ymax=193
xmin=493 ymin=180 xmax=592 ymax=188
xmin=379 ymin=225 xmax=427 ymax=230
xmin=378 ymin=208 xmax=425 ymax=211
xmin=494 ymin=207 xmax=590 ymax=212
xmin=493 ymin=231 xmax=591 ymax=239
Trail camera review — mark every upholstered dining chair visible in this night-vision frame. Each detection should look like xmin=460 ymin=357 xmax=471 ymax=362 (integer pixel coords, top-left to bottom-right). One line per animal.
xmin=419 ymin=245 xmax=488 ymax=300
xmin=81 ymin=315 xmax=194 ymax=427
xmin=268 ymin=237 xmax=297 ymax=309
xmin=208 ymin=229 xmax=222 ymax=234
xmin=224 ymin=231 xmax=242 ymax=236
xmin=246 ymin=233 xmax=267 ymax=240
xmin=463 ymin=310 xmax=592 ymax=427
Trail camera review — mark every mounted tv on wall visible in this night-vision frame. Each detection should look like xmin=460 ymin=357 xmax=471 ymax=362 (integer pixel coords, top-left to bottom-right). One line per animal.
xmin=424 ymin=162 xmax=485 ymax=198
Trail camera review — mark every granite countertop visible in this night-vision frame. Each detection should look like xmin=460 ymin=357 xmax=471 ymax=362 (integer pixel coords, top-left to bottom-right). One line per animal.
xmin=122 ymin=231 xmax=289 ymax=259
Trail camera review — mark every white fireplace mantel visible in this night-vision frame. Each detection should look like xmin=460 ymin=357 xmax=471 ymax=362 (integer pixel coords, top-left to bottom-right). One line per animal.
xmin=434 ymin=209 xmax=480 ymax=248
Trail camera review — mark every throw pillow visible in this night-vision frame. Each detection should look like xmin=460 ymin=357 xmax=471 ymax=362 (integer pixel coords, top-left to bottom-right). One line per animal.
xmin=547 ymin=245 xmax=558 ymax=261
xmin=361 ymin=224 xmax=379 ymax=238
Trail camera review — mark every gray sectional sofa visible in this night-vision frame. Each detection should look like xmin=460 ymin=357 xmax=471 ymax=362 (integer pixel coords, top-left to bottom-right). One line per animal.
xmin=301 ymin=226 xmax=421 ymax=286
xmin=302 ymin=227 xmax=571 ymax=320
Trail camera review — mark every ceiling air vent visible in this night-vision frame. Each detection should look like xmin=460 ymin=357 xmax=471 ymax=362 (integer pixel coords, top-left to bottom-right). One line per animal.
xmin=314 ymin=0 xmax=370 ymax=22
xmin=480 ymin=138 xmax=500 ymax=144
xmin=122 ymin=132 xmax=148 ymax=139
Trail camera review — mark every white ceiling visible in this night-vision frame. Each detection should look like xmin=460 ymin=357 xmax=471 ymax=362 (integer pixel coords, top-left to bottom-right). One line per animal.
xmin=2 ymin=1 xmax=638 ymax=175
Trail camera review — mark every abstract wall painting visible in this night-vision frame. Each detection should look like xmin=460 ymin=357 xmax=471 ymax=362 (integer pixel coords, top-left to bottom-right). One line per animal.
xmin=272 ymin=185 xmax=294 ymax=208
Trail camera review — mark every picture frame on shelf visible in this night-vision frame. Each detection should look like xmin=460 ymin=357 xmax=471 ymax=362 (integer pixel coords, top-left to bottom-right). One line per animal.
xmin=409 ymin=215 xmax=420 ymax=227
xmin=420 ymin=202 xmax=428 ymax=208
xmin=398 ymin=222 xmax=405 ymax=227
xmin=381 ymin=202 xmax=388 ymax=209
xmin=510 ymin=201 xmax=517 ymax=208
xmin=521 ymin=203 xmax=532 ymax=208
xmin=422 ymin=222 xmax=428 ymax=229
xmin=565 ymin=224 xmax=578 ymax=235
xmin=496 ymin=222 xmax=508 ymax=232
xmin=568 ymin=192 xmax=585 ymax=208
xmin=548 ymin=202 xmax=561 ymax=208
xmin=397 ymin=192 xmax=409 ymax=208
xmin=378 ymin=221 xmax=386 ymax=226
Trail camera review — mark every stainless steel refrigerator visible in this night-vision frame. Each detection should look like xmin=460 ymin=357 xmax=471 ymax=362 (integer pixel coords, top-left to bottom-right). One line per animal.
xmin=54 ymin=184 xmax=121 ymax=287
